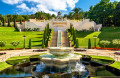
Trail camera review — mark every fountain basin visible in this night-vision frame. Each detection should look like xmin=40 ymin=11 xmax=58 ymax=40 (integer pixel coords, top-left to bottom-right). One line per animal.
xmin=40 ymin=54 xmax=82 ymax=68
xmin=48 ymin=47 xmax=74 ymax=56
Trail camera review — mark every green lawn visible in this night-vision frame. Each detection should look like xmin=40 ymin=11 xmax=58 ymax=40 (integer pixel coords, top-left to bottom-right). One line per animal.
xmin=0 ymin=27 xmax=43 ymax=49
xmin=76 ymin=31 xmax=100 ymax=48
xmin=0 ymin=53 xmax=46 ymax=71
xmin=6 ymin=53 xmax=46 ymax=65
xmin=90 ymin=55 xmax=114 ymax=61
xmin=76 ymin=27 xmax=120 ymax=48
xmin=98 ymin=27 xmax=120 ymax=48
xmin=90 ymin=55 xmax=114 ymax=65
xmin=6 ymin=55 xmax=31 ymax=65
xmin=110 ymin=61 xmax=120 ymax=70
xmin=0 ymin=62 xmax=11 ymax=71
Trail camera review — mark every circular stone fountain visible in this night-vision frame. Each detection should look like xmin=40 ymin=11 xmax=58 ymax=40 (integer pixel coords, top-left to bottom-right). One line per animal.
xmin=48 ymin=47 xmax=74 ymax=56
xmin=32 ymin=30 xmax=88 ymax=78
xmin=40 ymin=47 xmax=82 ymax=68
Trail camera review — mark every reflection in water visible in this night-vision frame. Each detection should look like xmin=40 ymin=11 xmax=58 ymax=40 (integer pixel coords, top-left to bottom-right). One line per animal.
xmin=35 ymin=62 xmax=45 ymax=72
xmin=32 ymin=61 xmax=89 ymax=78
xmin=0 ymin=66 xmax=32 ymax=77
xmin=42 ymin=75 xmax=49 ymax=78
xmin=0 ymin=61 xmax=117 ymax=78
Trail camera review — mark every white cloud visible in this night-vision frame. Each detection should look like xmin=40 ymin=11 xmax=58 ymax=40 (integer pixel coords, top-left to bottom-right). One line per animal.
xmin=2 ymin=0 xmax=23 ymax=5
xmin=67 ymin=0 xmax=78 ymax=9
xmin=17 ymin=3 xmax=29 ymax=11
xmin=2 ymin=0 xmax=79 ymax=15
xmin=110 ymin=0 xmax=120 ymax=2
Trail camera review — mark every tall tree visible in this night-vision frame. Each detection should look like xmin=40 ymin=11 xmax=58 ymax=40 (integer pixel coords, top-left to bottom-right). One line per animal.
xmin=113 ymin=2 xmax=120 ymax=26
xmin=14 ymin=19 xmax=16 ymax=27
xmin=2 ymin=18 xmax=5 ymax=26
xmin=72 ymin=8 xmax=82 ymax=21
xmin=8 ymin=19 xmax=10 ymax=27
xmin=87 ymin=0 xmax=115 ymax=26
xmin=20 ymin=19 xmax=22 ymax=24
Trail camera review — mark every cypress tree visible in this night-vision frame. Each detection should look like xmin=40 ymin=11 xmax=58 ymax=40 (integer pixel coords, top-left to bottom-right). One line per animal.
xmin=76 ymin=39 xmax=79 ymax=48
xmin=20 ymin=19 xmax=22 ymax=24
xmin=29 ymin=39 xmax=32 ymax=49
xmin=74 ymin=29 xmax=76 ymax=45
xmin=45 ymin=27 xmax=47 ymax=39
xmin=88 ymin=38 xmax=91 ymax=49
xmin=44 ymin=30 xmax=46 ymax=43
xmin=71 ymin=24 xmax=73 ymax=35
xmin=42 ymin=39 xmax=45 ymax=48
xmin=14 ymin=19 xmax=16 ymax=27
xmin=2 ymin=18 xmax=5 ymax=26
xmin=8 ymin=19 xmax=10 ymax=27
xmin=47 ymin=24 xmax=49 ymax=36
xmin=72 ymin=27 xmax=74 ymax=40
xmin=70 ymin=23 xmax=72 ymax=34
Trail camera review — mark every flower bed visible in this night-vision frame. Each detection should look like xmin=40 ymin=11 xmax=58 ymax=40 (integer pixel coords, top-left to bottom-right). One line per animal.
xmin=0 ymin=48 xmax=24 ymax=51
xmin=91 ymin=47 xmax=120 ymax=50
xmin=114 ymin=52 xmax=120 ymax=55
xmin=0 ymin=52 xmax=6 ymax=55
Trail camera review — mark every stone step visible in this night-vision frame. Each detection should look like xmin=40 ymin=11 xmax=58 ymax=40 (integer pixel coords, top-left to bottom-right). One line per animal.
xmin=50 ymin=31 xmax=58 ymax=47
xmin=62 ymin=31 xmax=70 ymax=47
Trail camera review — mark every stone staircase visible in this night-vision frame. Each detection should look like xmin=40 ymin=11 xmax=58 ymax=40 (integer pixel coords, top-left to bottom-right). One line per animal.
xmin=50 ymin=31 xmax=58 ymax=47
xmin=62 ymin=31 xmax=70 ymax=47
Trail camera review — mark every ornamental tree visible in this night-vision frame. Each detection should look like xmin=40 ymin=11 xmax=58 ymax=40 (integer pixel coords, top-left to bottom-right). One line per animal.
xmin=0 ymin=41 xmax=6 ymax=49
xmin=11 ymin=41 xmax=19 ymax=49
xmin=112 ymin=39 xmax=120 ymax=49
xmin=100 ymin=40 xmax=110 ymax=48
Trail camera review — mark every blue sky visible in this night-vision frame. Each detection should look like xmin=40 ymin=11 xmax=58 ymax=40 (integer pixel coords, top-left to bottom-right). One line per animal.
xmin=0 ymin=0 xmax=119 ymax=15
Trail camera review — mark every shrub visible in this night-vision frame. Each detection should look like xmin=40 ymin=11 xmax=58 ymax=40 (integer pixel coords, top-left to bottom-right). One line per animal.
xmin=11 ymin=41 xmax=19 ymax=49
xmin=25 ymin=28 xmax=40 ymax=31
xmin=0 ymin=41 xmax=6 ymax=49
xmin=112 ymin=39 xmax=120 ymax=49
xmin=100 ymin=40 xmax=110 ymax=48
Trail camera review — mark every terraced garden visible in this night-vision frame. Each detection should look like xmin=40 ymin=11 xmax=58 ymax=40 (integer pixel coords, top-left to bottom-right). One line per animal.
xmin=0 ymin=27 xmax=44 ymax=49
xmin=76 ymin=27 xmax=120 ymax=48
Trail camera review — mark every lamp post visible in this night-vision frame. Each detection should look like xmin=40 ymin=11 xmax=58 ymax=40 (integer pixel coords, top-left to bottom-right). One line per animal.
xmin=93 ymin=36 xmax=97 ymax=49
xmin=23 ymin=35 xmax=26 ymax=49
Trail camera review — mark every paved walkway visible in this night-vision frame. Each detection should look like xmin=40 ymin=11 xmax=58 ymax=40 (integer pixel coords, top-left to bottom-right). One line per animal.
xmin=50 ymin=31 xmax=57 ymax=47
xmin=75 ymin=49 xmax=120 ymax=61
xmin=0 ymin=49 xmax=120 ymax=62
xmin=0 ymin=49 xmax=47 ymax=62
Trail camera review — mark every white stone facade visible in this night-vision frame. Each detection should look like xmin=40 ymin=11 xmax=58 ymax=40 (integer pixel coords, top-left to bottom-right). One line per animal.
xmin=24 ymin=19 xmax=102 ymax=31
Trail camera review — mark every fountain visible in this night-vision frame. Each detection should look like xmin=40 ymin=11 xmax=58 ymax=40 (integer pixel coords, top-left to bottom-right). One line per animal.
xmin=32 ymin=30 xmax=88 ymax=78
